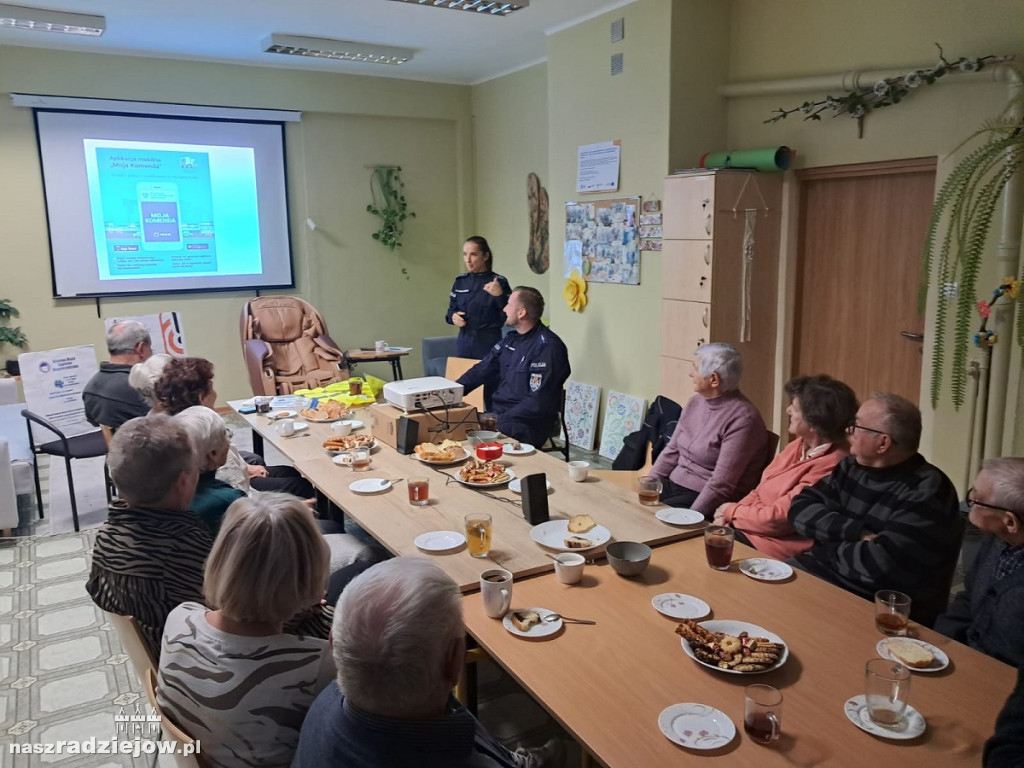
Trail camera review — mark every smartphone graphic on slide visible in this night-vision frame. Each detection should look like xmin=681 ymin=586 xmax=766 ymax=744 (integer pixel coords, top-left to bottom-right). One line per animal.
xmin=137 ymin=182 xmax=182 ymax=250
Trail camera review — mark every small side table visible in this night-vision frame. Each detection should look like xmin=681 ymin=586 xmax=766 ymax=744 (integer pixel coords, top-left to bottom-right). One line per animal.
xmin=347 ymin=348 xmax=410 ymax=380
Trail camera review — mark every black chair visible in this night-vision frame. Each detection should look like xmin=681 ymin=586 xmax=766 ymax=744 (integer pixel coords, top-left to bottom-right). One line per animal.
xmin=22 ymin=409 xmax=110 ymax=532
xmin=539 ymin=389 xmax=570 ymax=462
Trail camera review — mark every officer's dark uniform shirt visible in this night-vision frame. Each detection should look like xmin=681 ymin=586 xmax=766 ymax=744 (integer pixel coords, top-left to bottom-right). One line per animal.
xmin=445 ymin=271 xmax=511 ymax=358
xmin=456 ymin=322 xmax=570 ymax=446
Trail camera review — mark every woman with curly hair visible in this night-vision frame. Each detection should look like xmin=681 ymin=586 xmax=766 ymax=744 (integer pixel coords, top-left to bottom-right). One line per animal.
xmin=153 ymin=357 xmax=316 ymax=500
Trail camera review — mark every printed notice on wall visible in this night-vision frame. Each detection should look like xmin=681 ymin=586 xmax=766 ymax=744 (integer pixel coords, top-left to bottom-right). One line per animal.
xmin=576 ymin=140 xmax=621 ymax=194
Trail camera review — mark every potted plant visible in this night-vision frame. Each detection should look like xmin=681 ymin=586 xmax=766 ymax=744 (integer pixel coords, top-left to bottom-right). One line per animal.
xmin=0 ymin=298 xmax=28 ymax=376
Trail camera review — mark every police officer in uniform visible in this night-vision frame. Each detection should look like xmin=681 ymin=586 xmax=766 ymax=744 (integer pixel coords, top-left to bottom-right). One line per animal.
xmin=446 ymin=236 xmax=511 ymax=359
xmin=457 ymin=287 xmax=570 ymax=447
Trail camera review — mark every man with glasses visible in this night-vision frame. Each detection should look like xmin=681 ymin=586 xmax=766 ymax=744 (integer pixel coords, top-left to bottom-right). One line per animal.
xmin=787 ymin=393 xmax=962 ymax=627
xmin=936 ymin=457 xmax=1024 ymax=666
xmin=83 ymin=321 xmax=153 ymax=429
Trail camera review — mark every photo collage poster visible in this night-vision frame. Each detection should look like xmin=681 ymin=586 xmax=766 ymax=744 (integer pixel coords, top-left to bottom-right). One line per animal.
xmin=564 ymin=196 xmax=640 ymax=285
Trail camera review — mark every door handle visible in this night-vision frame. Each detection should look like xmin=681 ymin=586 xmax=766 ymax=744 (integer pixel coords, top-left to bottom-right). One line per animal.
xmin=901 ymin=332 xmax=924 ymax=342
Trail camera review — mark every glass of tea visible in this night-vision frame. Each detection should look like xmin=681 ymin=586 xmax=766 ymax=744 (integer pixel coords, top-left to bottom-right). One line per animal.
xmin=637 ymin=475 xmax=663 ymax=506
xmin=704 ymin=525 xmax=734 ymax=570
xmin=875 ymin=590 xmax=911 ymax=636
xmin=349 ymin=447 xmax=371 ymax=471
xmin=407 ymin=476 xmax=429 ymax=506
xmin=465 ymin=512 xmax=493 ymax=558
xmin=478 ymin=412 xmax=499 ymax=432
xmin=348 ymin=378 xmax=363 ymax=396
xmin=744 ymin=684 xmax=782 ymax=745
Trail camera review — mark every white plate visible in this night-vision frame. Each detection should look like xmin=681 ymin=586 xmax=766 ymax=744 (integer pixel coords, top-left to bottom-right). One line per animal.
xmin=414 ymin=447 xmax=471 ymax=466
xmin=652 ymin=593 xmax=711 ymax=620
xmin=414 ymin=530 xmax=466 ymax=552
xmin=503 ymin=442 xmax=536 ymax=455
xmin=738 ymin=558 xmax=794 ymax=582
xmin=455 ymin=468 xmax=516 ymax=488
xmin=529 ymin=519 xmax=612 ymax=552
xmin=876 ymin=638 xmax=950 ymax=673
xmin=655 ymin=508 xmax=705 ymax=526
xmin=658 ymin=703 xmax=736 ymax=750
xmin=844 ymin=695 xmax=926 ymax=740
xmin=679 ymin=619 xmax=789 ymax=675
xmin=348 ymin=478 xmax=391 ymax=494
xmin=268 ymin=410 xmax=297 ymax=420
xmin=304 ymin=413 xmax=350 ymax=423
xmin=509 ymin=477 xmax=552 ymax=494
xmin=327 ymin=438 xmax=381 ymax=457
xmin=279 ymin=422 xmax=309 ymax=437
xmin=339 ymin=419 xmax=365 ymax=430
xmin=502 ymin=607 xmax=562 ymax=638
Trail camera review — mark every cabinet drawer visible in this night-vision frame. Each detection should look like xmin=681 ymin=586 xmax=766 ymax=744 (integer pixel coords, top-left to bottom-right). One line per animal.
xmin=663 ymin=174 xmax=716 ymax=239
xmin=662 ymin=240 xmax=713 ymax=301
xmin=661 ymin=299 xmax=711 ymax=359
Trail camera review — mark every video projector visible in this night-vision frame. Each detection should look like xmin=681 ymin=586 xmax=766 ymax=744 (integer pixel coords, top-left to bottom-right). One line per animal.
xmin=382 ymin=376 xmax=464 ymax=412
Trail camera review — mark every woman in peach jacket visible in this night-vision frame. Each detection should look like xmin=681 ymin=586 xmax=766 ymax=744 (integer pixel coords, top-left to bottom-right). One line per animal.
xmin=714 ymin=375 xmax=858 ymax=561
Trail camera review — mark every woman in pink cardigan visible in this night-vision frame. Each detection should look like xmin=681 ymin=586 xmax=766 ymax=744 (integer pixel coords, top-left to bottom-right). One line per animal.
xmin=714 ymin=375 xmax=858 ymax=560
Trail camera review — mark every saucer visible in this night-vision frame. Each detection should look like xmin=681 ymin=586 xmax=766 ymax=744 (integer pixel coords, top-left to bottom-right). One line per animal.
xmin=651 ymin=593 xmax=711 ymax=620
xmin=844 ymin=695 xmax=926 ymax=740
xmin=658 ymin=703 xmax=735 ymax=750
xmin=655 ymin=508 xmax=704 ymax=526
xmin=738 ymin=558 xmax=794 ymax=582
xmin=876 ymin=638 xmax=950 ymax=672
xmin=414 ymin=530 xmax=466 ymax=552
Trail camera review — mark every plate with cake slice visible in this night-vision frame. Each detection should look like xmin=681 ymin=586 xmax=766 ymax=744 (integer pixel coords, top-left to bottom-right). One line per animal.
xmin=876 ymin=637 xmax=949 ymax=672
xmin=503 ymin=607 xmax=562 ymax=638
xmin=529 ymin=515 xmax=611 ymax=552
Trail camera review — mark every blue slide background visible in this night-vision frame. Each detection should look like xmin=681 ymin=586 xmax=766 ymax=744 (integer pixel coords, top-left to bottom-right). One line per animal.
xmin=94 ymin=148 xmax=217 ymax=276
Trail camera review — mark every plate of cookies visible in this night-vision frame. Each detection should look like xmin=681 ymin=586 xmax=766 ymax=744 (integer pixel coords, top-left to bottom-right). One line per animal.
xmin=676 ymin=619 xmax=788 ymax=674
xmin=529 ymin=515 xmax=611 ymax=552
xmin=876 ymin=637 xmax=949 ymax=672
xmin=300 ymin=400 xmax=350 ymax=422
xmin=322 ymin=433 xmax=379 ymax=455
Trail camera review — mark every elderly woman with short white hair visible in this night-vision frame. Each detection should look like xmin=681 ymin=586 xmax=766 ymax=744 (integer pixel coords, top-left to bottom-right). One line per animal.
xmin=649 ymin=342 xmax=769 ymax=518
xmin=175 ymin=405 xmax=242 ymax=535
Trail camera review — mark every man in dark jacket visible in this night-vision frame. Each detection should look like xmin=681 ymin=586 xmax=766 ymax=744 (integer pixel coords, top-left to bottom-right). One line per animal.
xmin=457 ymin=287 xmax=570 ymax=447
xmin=936 ymin=457 xmax=1024 ymax=666
xmin=82 ymin=321 xmax=152 ymax=428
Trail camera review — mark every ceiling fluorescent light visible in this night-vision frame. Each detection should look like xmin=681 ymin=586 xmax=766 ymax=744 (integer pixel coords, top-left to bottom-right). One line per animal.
xmin=0 ymin=3 xmax=104 ymax=36
xmin=262 ymin=34 xmax=413 ymax=65
xmin=387 ymin=0 xmax=529 ymax=17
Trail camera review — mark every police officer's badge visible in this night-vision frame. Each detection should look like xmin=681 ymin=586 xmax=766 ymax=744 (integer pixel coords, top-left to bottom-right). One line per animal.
xmin=530 ymin=373 xmax=542 ymax=392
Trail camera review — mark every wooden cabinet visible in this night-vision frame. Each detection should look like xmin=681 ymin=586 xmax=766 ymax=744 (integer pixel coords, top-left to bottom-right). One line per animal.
xmin=660 ymin=170 xmax=782 ymax=420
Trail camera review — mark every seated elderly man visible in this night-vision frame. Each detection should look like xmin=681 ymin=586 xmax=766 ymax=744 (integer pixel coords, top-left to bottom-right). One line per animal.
xmin=292 ymin=558 xmax=560 ymax=768
xmin=788 ymin=393 xmax=963 ymax=627
xmin=649 ymin=342 xmax=768 ymax=518
xmin=935 ymin=457 xmax=1024 ymax=666
xmin=86 ymin=415 xmax=331 ymax=659
xmin=457 ymin=287 xmax=570 ymax=447
xmin=83 ymin=321 xmax=152 ymax=429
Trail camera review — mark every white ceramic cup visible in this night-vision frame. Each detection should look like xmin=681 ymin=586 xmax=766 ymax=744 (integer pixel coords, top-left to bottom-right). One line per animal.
xmin=276 ymin=418 xmax=296 ymax=437
xmin=375 ymin=340 xmax=388 ymax=352
xmin=331 ymin=421 xmax=353 ymax=436
xmin=554 ymin=553 xmax=585 ymax=584
xmin=567 ymin=460 xmax=590 ymax=482
xmin=480 ymin=568 xmax=513 ymax=618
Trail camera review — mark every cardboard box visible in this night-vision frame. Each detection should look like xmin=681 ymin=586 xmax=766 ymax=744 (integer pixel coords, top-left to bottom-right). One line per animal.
xmin=370 ymin=403 xmax=479 ymax=449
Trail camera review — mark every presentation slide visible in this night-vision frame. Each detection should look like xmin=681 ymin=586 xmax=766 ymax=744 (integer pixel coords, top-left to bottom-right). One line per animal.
xmin=84 ymin=141 xmax=261 ymax=280
xmin=34 ymin=108 xmax=294 ymax=298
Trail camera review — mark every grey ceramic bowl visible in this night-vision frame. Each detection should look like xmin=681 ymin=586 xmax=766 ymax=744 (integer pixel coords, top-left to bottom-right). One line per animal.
xmin=606 ymin=541 xmax=652 ymax=577
xmin=466 ymin=430 xmax=500 ymax=445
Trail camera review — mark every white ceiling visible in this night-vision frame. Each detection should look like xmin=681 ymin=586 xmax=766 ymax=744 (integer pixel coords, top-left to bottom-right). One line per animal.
xmin=0 ymin=0 xmax=635 ymax=85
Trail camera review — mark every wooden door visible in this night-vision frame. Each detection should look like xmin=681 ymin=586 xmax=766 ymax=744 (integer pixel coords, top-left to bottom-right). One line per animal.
xmin=793 ymin=158 xmax=936 ymax=405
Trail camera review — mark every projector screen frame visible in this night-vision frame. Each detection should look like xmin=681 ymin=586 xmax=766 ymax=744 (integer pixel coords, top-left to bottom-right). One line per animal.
xmin=29 ymin=100 xmax=298 ymax=300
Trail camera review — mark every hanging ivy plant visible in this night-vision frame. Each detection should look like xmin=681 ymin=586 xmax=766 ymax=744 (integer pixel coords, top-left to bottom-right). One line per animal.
xmin=918 ymin=91 xmax=1024 ymax=409
xmin=366 ymin=165 xmax=415 ymax=250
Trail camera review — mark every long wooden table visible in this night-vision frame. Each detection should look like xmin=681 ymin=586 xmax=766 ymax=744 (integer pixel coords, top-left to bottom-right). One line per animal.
xmin=462 ymin=537 xmax=1015 ymax=767
xmin=231 ymin=401 xmax=706 ymax=592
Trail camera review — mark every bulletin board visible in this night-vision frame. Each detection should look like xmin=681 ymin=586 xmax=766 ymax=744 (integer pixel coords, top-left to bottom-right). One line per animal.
xmin=564 ymin=196 xmax=640 ymax=285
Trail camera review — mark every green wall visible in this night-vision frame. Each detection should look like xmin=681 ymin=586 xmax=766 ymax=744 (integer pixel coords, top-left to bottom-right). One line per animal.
xmin=0 ymin=46 xmax=474 ymax=402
